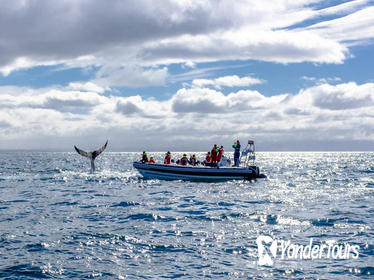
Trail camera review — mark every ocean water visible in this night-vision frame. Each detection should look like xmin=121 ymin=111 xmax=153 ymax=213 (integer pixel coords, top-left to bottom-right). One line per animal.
xmin=0 ymin=151 xmax=373 ymax=279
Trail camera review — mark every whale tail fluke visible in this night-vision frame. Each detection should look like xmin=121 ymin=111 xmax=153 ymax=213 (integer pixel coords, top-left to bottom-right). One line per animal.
xmin=74 ymin=140 xmax=108 ymax=172
xmin=94 ymin=140 xmax=108 ymax=159
xmin=74 ymin=146 xmax=91 ymax=158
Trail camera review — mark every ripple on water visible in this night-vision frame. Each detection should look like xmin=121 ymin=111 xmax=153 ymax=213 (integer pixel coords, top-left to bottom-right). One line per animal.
xmin=0 ymin=264 xmax=50 ymax=279
xmin=110 ymin=201 xmax=140 ymax=208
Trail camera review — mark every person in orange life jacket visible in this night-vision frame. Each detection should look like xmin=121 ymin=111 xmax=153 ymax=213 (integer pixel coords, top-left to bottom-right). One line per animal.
xmin=164 ymin=151 xmax=171 ymax=164
xmin=211 ymin=144 xmax=219 ymax=164
xmin=217 ymin=146 xmax=224 ymax=162
xmin=189 ymin=154 xmax=197 ymax=166
xmin=232 ymin=140 xmax=241 ymax=167
xmin=141 ymin=151 xmax=148 ymax=163
xmin=148 ymin=157 xmax=155 ymax=163
xmin=180 ymin=154 xmax=188 ymax=165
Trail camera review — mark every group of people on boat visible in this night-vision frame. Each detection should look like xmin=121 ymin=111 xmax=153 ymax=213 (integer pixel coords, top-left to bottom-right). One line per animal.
xmin=141 ymin=151 xmax=197 ymax=166
xmin=204 ymin=144 xmax=224 ymax=166
xmin=140 ymin=140 xmax=242 ymax=167
xmin=177 ymin=154 xmax=198 ymax=166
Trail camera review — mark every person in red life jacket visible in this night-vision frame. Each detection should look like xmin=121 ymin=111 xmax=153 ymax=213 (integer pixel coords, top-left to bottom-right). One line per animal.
xmin=189 ymin=154 xmax=197 ymax=166
xmin=164 ymin=151 xmax=171 ymax=164
xmin=141 ymin=151 xmax=148 ymax=163
xmin=180 ymin=154 xmax=188 ymax=165
xmin=204 ymin=151 xmax=212 ymax=166
xmin=217 ymin=146 xmax=224 ymax=163
xmin=148 ymin=156 xmax=155 ymax=163
xmin=211 ymin=144 xmax=219 ymax=164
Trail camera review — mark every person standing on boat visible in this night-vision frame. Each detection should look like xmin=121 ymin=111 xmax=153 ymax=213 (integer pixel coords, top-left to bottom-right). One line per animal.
xmin=164 ymin=151 xmax=171 ymax=164
xmin=232 ymin=140 xmax=241 ymax=167
xmin=141 ymin=151 xmax=148 ymax=163
xmin=180 ymin=154 xmax=188 ymax=165
xmin=217 ymin=146 xmax=224 ymax=163
xmin=149 ymin=157 xmax=155 ymax=163
xmin=211 ymin=144 xmax=219 ymax=164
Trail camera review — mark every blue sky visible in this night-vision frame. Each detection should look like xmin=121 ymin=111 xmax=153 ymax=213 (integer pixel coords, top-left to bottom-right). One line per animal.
xmin=0 ymin=0 xmax=374 ymax=151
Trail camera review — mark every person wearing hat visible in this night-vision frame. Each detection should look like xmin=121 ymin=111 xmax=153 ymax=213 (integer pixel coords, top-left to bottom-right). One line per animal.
xmin=189 ymin=154 xmax=197 ymax=166
xmin=180 ymin=154 xmax=188 ymax=166
xmin=232 ymin=140 xmax=241 ymax=167
xmin=204 ymin=151 xmax=212 ymax=166
xmin=164 ymin=151 xmax=171 ymax=164
xmin=211 ymin=144 xmax=219 ymax=164
xmin=217 ymin=146 xmax=224 ymax=163
xmin=148 ymin=157 xmax=155 ymax=163
xmin=141 ymin=151 xmax=148 ymax=163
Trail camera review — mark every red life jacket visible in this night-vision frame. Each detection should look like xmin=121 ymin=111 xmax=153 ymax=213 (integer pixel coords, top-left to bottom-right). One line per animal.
xmin=211 ymin=147 xmax=218 ymax=162
xmin=164 ymin=155 xmax=171 ymax=164
xmin=206 ymin=155 xmax=212 ymax=163
xmin=217 ymin=148 xmax=223 ymax=162
xmin=180 ymin=157 xmax=188 ymax=165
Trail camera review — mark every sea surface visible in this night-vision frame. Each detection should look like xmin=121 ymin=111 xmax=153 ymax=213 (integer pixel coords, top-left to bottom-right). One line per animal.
xmin=0 ymin=152 xmax=373 ymax=279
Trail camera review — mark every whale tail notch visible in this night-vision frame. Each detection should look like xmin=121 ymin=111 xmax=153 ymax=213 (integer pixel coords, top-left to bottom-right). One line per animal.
xmin=74 ymin=140 xmax=108 ymax=172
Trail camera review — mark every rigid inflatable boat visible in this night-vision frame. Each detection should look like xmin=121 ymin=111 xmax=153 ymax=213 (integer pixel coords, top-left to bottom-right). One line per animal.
xmin=133 ymin=140 xmax=265 ymax=181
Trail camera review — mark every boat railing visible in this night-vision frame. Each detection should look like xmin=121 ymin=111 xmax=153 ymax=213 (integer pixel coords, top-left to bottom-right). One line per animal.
xmin=240 ymin=140 xmax=256 ymax=167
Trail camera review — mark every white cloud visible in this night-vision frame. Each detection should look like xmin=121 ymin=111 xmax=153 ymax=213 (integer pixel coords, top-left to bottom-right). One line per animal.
xmin=113 ymin=95 xmax=170 ymax=118
xmin=141 ymin=28 xmax=348 ymax=64
xmin=301 ymin=76 xmax=341 ymax=84
xmin=0 ymin=86 xmax=106 ymax=111
xmin=301 ymin=76 xmax=317 ymax=81
xmin=305 ymin=6 xmax=374 ymax=45
xmin=94 ymin=65 xmax=168 ymax=88
xmin=68 ymin=82 xmax=106 ymax=93
xmin=298 ymin=82 xmax=374 ymax=110
xmin=0 ymin=57 xmax=62 ymax=76
xmin=183 ymin=61 xmax=196 ymax=68
xmin=0 ymin=56 xmax=97 ymax=77
xmin=316 ymin=0 xmax=370 ymax=16
xmin=1 ymin=81 xmax=373 ymax=150
xmin=192 ymin=75 xmax=263 ymax=89
xmin=0 ymin=0 xmax=373 ymax=79
xmin=171 ymin=88 xmax=227 ymax=113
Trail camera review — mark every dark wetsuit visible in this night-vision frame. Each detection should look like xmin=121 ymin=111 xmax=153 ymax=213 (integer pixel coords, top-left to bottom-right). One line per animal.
xmin=142 ymin=153 xmax=148 ymax=163
xmin=232 ymin=143 xmax=241 ymax=167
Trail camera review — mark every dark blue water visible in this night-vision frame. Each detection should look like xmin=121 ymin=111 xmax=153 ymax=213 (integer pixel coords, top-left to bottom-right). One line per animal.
xmin=0 ymin=152 xmax=373 ymax=279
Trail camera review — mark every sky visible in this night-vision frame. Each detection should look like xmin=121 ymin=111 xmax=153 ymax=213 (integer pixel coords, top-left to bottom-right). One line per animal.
xmin=0 ymin=0 xmax=374 ymax=151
